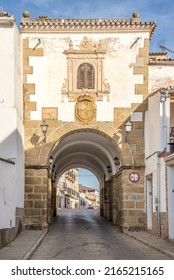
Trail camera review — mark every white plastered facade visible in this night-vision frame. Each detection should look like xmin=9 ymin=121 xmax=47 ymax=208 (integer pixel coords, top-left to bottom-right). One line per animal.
xmin=21 ymin=32 xmax=147 ymax=121
xmin=0 ymin=18 xmax=24 ymax=229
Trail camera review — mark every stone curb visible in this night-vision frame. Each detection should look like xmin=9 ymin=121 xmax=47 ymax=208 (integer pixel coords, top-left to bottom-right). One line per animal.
xmin=124 ymin=231 xmax=174 ymax=259
xmin=21 ymin=229 xmax=48 ymax=260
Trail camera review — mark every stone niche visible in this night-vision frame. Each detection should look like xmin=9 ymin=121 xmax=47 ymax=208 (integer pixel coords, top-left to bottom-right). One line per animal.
xmin=61 ymin=36 xmax=110 ymax=102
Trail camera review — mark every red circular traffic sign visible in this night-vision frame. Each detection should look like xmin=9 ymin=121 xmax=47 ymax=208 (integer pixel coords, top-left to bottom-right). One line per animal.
xmin=129 ymin=172 xmax=140 ymax=183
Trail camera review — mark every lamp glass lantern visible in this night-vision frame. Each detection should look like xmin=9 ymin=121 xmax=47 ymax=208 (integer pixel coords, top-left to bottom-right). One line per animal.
xmin=124 ymin=121 xmax=133 ymax=132
xmin=40 ymin=120 xmax=48 ymax=142
xmin=107 ymin=165 xmax=112 ymax=173
xmin=114 ymin=156 xmax=120 ymax=166
xmin=49 ymin=156 xmax=53 ymax=165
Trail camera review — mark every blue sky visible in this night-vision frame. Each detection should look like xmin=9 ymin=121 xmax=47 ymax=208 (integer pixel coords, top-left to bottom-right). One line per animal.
xmin=1 ymin=0 xmax=174 ymax=55
xmin=78 ymin=168 xmax=99 ymax=189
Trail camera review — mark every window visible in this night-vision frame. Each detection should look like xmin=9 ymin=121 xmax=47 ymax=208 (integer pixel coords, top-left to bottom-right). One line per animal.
xmin=77 ymin=63 xmax=94 ymax=89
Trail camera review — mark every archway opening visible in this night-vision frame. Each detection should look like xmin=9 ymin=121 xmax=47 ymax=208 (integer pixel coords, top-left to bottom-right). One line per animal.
xmin=48 ymin=130 xmax=120 ymax=221
xmin=49 ymin=131 xmax=120 ymax=181
xmin=55 ymin=167 xmax=100 ymax=212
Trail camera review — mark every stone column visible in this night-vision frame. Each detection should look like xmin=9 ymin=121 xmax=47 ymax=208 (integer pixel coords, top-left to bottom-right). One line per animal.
xmin=112 ymin=172 xmax=122 ymax=225
xmin=109 ymin=180 xmax=113 ymax=221
xmin=112 ymin=167 xmax=145 ymax=230
xmin=121 ymin=167 xmax=145 ymax=230
xmin=52 ymin=186 xmax=57 ymax=218
xmin=24 ymin=167 xmax=49 ymax=229
xmin=47 ymin=176 xmax=52 ymax=225
xmin=103 ymin=180 xmax=111 ymax=220
xmin=100 ymin=187 xmax=104 ymax=216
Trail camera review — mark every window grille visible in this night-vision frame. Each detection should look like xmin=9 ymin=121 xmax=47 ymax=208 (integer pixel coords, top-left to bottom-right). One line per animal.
xmin=77 ymin=63 xmax=94 ymax=89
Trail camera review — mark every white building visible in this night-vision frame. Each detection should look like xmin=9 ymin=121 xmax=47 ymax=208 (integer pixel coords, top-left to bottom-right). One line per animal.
xmin=145 ymin=52 xmax=174 ymax=239
xmin=79 ymin=184 xmax=100 ymax=208
xmin=56 ymin=169 xmax=79 ymax=210
xmin=0 ymin=11 xmax=24 ymax=247
xmin=1 ymin=7 xmax=174 ymax=245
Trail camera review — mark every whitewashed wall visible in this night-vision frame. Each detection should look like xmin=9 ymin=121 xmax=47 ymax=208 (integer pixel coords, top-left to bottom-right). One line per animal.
xmin=149 ymin=65 xmax=174 ymax=92
xmin=145 ymin=92 xmax=170 ymax=213
xmin=145 ymin=93 xmax=161 ymax=158
xmin=21 ymin=32 xmax=148 ymax=121
xmin=0 ymin=19 xmax=24 ymax=229
xmin=143 ymin=59 xmax=174 ymax=224
xmin=144 ymin=153 xmax=166 ymax=212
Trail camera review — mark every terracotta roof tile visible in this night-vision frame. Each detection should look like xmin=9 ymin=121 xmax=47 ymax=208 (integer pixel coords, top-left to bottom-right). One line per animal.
xmin=20 ymin=16 xmax=156 ymax=38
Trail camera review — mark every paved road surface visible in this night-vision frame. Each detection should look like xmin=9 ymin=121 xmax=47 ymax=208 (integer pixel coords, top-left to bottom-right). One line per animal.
xmin=31 ymin=209 xmax=171 ymax=260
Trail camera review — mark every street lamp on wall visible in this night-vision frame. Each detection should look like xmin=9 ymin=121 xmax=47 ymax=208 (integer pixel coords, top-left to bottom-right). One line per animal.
xmin=114 ymin=156 xmax=120 ymax=166
xmin=124 ymin=120 xmax=133 ymax=141
xmin=40 ymin=120 xmax=48 ymax=143
xmin=49 ymin=156 xmax=53 ymax=165
xmin=124 ymin=121 xmax=133 ymax=132
xmin=30 ymin=120 xmax=49 ymax=147
xmin=107 ymin=165 xmax=112 ymax=174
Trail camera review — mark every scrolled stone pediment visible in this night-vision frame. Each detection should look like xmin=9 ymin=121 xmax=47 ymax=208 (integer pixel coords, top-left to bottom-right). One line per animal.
xmin=61 ymin=36 xmax=110 ymax=102
xmin=64 ymin=36 xmax=106 ymax=54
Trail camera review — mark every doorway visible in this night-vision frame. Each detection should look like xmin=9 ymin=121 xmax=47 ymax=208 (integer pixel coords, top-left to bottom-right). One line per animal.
xmin=167 ymin=165 xmax=174 ymax=239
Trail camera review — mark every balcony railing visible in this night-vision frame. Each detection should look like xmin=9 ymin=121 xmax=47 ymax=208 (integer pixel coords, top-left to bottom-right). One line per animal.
xmin=169 ymin=127 xmax=174 ymax=153
xmin=58 ymin=182 xmax=67 ymax=190
xmin=170 ymin=127 xmax=174 ymax=143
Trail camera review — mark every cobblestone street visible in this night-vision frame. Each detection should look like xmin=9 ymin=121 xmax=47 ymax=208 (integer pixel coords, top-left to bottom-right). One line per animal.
xmin=31 ymin=209 xmax=172 ymax=260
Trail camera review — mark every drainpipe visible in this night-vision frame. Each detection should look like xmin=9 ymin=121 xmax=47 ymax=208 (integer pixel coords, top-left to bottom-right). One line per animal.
xmin=162 ymin=99 xmax=167 ymax=150
xmin=157 ymin=153 xmax=161 ymax=236
xmin=156 ymin=94 xmax=167 ymax=236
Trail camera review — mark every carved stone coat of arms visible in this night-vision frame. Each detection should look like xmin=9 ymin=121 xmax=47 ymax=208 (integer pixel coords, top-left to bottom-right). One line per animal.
xmin=75 ymin=94 xmax=96 ymax=124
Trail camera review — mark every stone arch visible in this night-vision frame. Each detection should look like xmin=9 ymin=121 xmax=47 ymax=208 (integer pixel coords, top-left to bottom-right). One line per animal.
xmin=24 ymin=122 xmax=143 ymax=231
xmin=37 ymin=122 xmax=133 ymax=167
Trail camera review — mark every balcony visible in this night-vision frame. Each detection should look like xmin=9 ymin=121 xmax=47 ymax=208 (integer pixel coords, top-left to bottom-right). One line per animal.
xmin=58 ymin=182 xmax=67 ymax=191
xmin=169 ymin=127 xmax=174 ymax=153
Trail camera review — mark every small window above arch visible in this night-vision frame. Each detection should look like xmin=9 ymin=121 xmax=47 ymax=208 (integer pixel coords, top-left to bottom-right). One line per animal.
xmin=62 ymin=37 xmax=110 ymax=102
xmin=77 ymin=63 xmax=94 ymax=89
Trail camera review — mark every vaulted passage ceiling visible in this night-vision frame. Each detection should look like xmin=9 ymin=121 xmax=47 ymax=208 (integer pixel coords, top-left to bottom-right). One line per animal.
xmin=50 ymin=131 xmax=119 ymax=187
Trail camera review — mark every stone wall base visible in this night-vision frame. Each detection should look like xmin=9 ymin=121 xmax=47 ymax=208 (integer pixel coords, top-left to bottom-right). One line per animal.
xmin=101 ymin=167 xmax=145 ymax=230
xmin=152 ymin=212 xmax=168 ymax=239
xmin=24 ymin=168 xmax=49 ymax=230
xmin=0 ymin=227 xmax=19 ymax=249
xmin=160 ymin=212 xmax=168 ymax=239
xmin=0 ymin=207 xmax=23 ymax=248
xmin=145 ymin=212 xmax=168 ymax=240
xmin=16 ymin=207 xmax=24 ymax=230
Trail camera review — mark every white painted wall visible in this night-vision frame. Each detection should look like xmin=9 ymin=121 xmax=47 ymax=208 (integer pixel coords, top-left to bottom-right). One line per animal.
xmin=0 ymin=161 xmax=16 ymax=228
xmin=145 ymin=153 xmax=166 ymax=212
xmin=0 ymin=18 xmax=24 ymax=229
xmin=21 ymin=32 xmax=148 ymax=121
xmin=145 ymin=93 xmax=161 ymax=158
xmin=149 ymin=65 xmax=174 ymax=93
xmin=145 ymin=91 xmax=170 ymax=214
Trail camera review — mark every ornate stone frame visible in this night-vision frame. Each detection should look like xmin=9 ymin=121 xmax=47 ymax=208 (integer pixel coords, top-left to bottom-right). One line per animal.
xmin=61 ymin=36 xmax=110 ymax=102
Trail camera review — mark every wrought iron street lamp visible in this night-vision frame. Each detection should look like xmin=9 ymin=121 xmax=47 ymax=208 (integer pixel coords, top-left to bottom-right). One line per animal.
xmin=40 ymin=120 xmax=48 ymax=143
xmin=124 ymin=121 xmax=133 ymax=132
xmin=30 ymin=120 xmax=49 ymax=146
xmin=114 ymin=156 xmax=120 ymax=166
